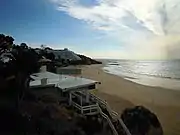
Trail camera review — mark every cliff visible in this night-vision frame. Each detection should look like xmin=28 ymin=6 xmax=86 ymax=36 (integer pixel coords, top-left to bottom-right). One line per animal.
xmin=70 ymin=54 xmax=102 ymax=65
xmin=35 ymin=48 xmax=102 ymax=65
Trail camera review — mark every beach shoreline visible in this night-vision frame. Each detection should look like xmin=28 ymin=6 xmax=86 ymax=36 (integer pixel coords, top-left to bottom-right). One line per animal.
xmin=103 ymin=63 xmax=180 ymax=91
xmin=80 ymin=64 xmax=180 ymax=135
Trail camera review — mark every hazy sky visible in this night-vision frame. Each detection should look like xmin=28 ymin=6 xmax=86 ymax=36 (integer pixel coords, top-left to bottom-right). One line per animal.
xmin=0 ymin=0 xmax=180 ymax=59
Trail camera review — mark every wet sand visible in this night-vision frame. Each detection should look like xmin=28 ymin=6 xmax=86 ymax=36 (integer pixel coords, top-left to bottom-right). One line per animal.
xmin=80 ymin=65 xmax=180 ymax=135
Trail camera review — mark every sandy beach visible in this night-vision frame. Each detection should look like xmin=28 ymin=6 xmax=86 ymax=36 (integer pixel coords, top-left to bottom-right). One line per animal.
xmin=80 ymin=64 xmax=180 ymax=135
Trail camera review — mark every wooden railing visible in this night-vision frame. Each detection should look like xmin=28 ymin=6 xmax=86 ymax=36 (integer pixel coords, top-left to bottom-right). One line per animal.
xmin=82 ymin=103 xmax=99 ymax=115
xmin=90 ymin=93 xmax=132 ymax=135
xmin=71 ymin=100 xmax=99 ymax=115
xmin=72 ymin=100 xmax=119 ymax=135
xmin=71 ymin=91 xmax=131 ymax=135
xmin=90 ymin=93 xmax=117 ymax=119
xmin=98 ymin=106 xmax=119 ymax=135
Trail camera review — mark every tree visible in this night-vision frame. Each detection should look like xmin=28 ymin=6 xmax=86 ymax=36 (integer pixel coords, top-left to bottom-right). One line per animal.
xmin=45 ymin=47 xmax=53 ymax=50
xmin=121 ymin=106 xmax=163 ymax=135
xmin=0 ymin=34 xmax=14 ymax=53
xmin=12 ymin=47 xmax=41 ymax=74
xmin=40 ymin=44 xmax=46 ymax=50
xmin=20 ymin=43 xmax=28 ymax=49
xmin=12 ymin=47 xmax=41 ymax=105
xmin=0 ymin=35 xmax=41 ymax=109
xmin=46 ymin=52 xmax=55 ymax=61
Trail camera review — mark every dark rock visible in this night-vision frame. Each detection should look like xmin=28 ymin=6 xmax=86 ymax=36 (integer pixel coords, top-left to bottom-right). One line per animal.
xmin=70 ymin=55 xmax=102 ymax=65
xmin=121 ymin=106 xmax=163 ymax=135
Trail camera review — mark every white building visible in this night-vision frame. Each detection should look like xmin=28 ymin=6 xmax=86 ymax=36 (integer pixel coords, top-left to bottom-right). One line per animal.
xmin=29 ymin=70 xmax=131 ymax=135
xmin=30 ymin=71 xmax=100 ymax=115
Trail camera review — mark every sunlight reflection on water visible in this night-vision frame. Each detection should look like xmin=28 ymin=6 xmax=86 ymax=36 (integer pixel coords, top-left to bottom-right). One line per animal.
xmin=103 ymin=60 xmax=180 ymax=90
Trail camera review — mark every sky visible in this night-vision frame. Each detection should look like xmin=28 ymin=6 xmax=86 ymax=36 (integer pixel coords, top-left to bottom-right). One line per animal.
xmin=0 ymin=0 xmax=180 ymax=59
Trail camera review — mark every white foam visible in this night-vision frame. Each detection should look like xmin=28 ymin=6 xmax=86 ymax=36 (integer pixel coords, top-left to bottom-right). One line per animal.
xmin=103 ymin=65 xmax=180 ymax=91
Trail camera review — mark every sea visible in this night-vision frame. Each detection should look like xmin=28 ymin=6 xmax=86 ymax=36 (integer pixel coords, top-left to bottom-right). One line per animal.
xmin=101 ymin=59 xmax=180 ymax=90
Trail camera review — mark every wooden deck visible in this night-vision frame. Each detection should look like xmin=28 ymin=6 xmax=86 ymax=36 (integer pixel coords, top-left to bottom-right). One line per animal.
xmin=71 ymin=92 xmax=99 ymax=115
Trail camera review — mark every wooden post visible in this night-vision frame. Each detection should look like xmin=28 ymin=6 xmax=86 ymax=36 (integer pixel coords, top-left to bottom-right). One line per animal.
xmin=81 ymin=107 xmax=83 ymax=114
xmin=86 ymin=90 xmax=90 ymax=103
xmin=69 ymin=92 xmax=72 ymax=106
xmin=80 ymin=95 xmax=82 ymax=106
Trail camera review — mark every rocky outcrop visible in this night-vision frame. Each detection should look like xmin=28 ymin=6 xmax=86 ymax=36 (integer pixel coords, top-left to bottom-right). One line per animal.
xmin=70 ymin=54 xmax=102 ymax=65
xmin=46 ymin=48 xmax=81 ymax=61
xmin=121 ymin=106 xmax=163 ymax=135
xmin=35 ymin=48 xmax=102 ymax=65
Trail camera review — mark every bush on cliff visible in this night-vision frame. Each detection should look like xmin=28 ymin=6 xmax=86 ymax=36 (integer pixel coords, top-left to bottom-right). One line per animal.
xmin=121 ymin=106 xmax=163 ymax=135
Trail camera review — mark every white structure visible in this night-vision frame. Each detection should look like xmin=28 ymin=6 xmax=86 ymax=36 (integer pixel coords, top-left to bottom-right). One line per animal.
xmin=30 ymin=71 xmax=100 ymax=115
xmin=40 ymin=65 xmax=47 ymax=72
xmin=30 ymin=71 xmax=131 ymax=135
xmin=56 ymin=66 xmax=82 ymax=75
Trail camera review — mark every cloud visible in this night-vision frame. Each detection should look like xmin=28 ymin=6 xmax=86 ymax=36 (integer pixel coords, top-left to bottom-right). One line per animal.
xmin=50 ymin=0 xmax=180 ymax=59
xmin=50 ymin=0 xmax=169 ymax=34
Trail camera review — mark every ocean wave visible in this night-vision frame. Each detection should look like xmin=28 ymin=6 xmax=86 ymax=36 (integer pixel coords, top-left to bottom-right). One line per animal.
xmin=135 ymin=72 xmax=180 ymax=80
xmin=104 ymin=66 xmax=180 ymax=80
xmin=109 ymin=63 xmax=120 ymax=65
xmin=103 ymin=60 xmax=180 ymax=90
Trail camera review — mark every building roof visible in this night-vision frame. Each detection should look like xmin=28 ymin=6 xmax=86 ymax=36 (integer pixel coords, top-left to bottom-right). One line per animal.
xmin=30 ymin=72 xmax=99 ymax=92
